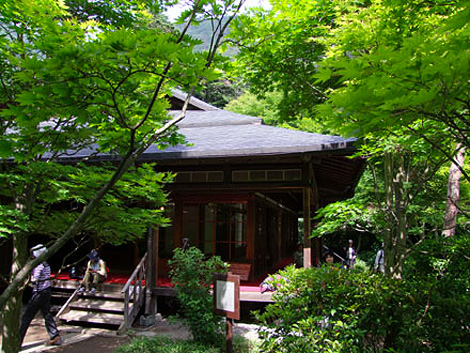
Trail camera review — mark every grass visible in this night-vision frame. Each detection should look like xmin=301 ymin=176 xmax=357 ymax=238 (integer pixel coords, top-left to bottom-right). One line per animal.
xmin=116 ymin=335 xmax=260 ymax=353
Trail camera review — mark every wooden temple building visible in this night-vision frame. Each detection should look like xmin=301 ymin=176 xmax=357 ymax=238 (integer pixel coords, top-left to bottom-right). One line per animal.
xmin=52 ymin=89 xmax=364 ymax=285
xmin=145 ymin=90 xmax=364 ymax=284
xmin=0 ymin=90 xmax=365 ymax=329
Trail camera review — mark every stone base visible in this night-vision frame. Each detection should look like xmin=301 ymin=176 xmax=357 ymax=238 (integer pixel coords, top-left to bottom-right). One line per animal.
xmin=139 ymin=313 xmax=161 ymax=327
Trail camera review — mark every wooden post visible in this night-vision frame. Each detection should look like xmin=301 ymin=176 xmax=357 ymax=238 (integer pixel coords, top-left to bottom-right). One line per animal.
xmin=226 ymin=318 xmax=233 ymax=353
xmin=314 ymin=237 xmax=321 ymax=267
xmin=214 ymin=273 xmax=240 ymax=353
xmin=145 ymin=228 xmax=158 ymax=317
xmin=154 ymin=227 xmax=159 ymax=287
xmin=303 ymin=187 xmax=312 ymax=268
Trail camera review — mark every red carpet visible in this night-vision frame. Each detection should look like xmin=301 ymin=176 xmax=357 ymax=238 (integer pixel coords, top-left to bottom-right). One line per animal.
xmin=53 ymin=273 xmax=134 ymax=285
xmin=52 ymin=256 xmax=294 ymax=293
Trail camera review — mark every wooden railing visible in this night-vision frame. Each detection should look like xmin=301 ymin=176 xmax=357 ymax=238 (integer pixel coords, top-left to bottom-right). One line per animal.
xmin=120 ymin=252 xmax=147 ymax=331
xmin=55 ymin=287 xmax=79 ymax=319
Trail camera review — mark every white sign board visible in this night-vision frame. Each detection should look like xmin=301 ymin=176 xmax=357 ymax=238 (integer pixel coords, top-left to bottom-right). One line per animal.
xmin=216 ymin=280 xmax=235 ymax=312
xmin=213 ymin=273 xmax=240 ymax=320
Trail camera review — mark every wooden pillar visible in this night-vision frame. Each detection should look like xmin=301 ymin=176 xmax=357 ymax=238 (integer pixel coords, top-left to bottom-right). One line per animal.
xmin=314 ymin=237 xmax=322 ymax=267
xmin=154 ymin=228 xmax=159 ymax=287
xmin=303 ymin=187 xmax=312 ymax=268
xmin=246 ymin=196 xmax=255 ymax=262
xmin=145 ymin=228 xmax=158 ymax=316
xmin=309 ymin=163 xmax=321 ymax=266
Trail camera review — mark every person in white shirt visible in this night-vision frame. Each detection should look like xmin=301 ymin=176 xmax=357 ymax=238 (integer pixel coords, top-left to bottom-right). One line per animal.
xmin=20 ymin=244 xmax=61 ymax=346
xmin=78 ymin=250 xmax=107 ymax=294
xmin=345 ymin=239 xmax=357 ymax=269
xmin=374 ymin=243 xmax=385 ymax=274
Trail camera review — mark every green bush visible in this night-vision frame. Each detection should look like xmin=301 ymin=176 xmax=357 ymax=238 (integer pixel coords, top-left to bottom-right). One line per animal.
xmin=255 ymin=265 xmax=418 ymax=353
xmin=255 ymin=245 xmax=470 ymax=353
xmin=403 ymin=234 xmax=470 ymax=353
xmin=168 ymin=247 xmax=228 ymax=346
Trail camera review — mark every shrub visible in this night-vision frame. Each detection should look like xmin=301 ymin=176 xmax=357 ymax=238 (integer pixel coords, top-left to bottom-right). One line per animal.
xmin=255 ymin=249 xmax=470 ymax=353
xmin=255 ymin=265 xmax=418 ymax=353
xmin=168 ymin=247 xmax=228 ymax=346
xmin=403 ymin=234 xmax=470 ymax=352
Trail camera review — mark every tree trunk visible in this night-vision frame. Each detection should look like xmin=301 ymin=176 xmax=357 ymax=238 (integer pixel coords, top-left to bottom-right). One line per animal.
xmin=442 ymin=144 xmax=465 ymax=237
xmin=383 ymin=151 xmax=395 ymax=278
xmin=393 ymin=152 xmax=407 ymax=279
xmin=383 ymin=150 xmax=408 ymax=279
xmin=1 ymin=232 xmax=28 ymax=353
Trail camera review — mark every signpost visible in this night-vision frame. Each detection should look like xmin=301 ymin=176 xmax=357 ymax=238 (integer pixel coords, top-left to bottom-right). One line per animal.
xmin=213 ymin=273 xmax=240 ymax=353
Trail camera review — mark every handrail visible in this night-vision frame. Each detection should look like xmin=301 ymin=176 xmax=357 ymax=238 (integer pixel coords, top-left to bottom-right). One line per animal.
xmin=122 ymin=253 xmax=147 ymax=293
xmin=120 ymin=252 xmax=147 ymax=331
xmin=55 ymin=287 xmax=79 ymax=319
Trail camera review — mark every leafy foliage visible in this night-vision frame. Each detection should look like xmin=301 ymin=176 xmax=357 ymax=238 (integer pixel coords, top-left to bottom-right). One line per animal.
xmin=225 ymin=91 xmax=282 ymax=124
xmin=225 ymin=90 xmax=330 ymax=134
xmin=194 ymin=79 xmax=245 ymax=108
xmin=256 ymin=259 xmax=469 ymax=353
xmin=229 ymin=0 xmax=344 ymax=121
xmin=403 ymin=234 xmax=470 ymax=352
xmin=0 ymin=0 xmax=243 ymax=350
xmin=0 ymin=162 xmax=172 ymax=243
xmin=168 ymin=247 xmax=228 ymax=346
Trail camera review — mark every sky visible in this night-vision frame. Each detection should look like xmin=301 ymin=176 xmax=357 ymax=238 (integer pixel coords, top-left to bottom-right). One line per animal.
xmin=165 ymin=0 xmax=271 ymax=21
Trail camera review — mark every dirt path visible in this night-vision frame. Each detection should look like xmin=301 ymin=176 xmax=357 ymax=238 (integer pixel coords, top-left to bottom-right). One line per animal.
xmin=47 ymin=335 xmax=131 ymax=353
xmin=14 ymin=315 xmax=259 ymax=353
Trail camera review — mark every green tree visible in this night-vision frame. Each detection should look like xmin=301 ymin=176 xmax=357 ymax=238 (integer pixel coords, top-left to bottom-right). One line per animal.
xmin=228 ymin=0 xmax=342 ymax=121
xmin=229 ymin=0 xmax=470 ymax=278
xmin=314 ymin=0 xmax=470 ymax=277
xmin=194 ymin=78 xmax=244 ymax=108
xmin=225 ymin=90 xmax=282 ymax=124
xmin=0 ymin=0 xmax=244 ymax=351
xmin=225 ymin=90 xmax=329 ymax=133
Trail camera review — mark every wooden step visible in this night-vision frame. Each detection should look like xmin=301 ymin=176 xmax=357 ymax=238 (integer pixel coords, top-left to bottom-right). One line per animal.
xmin=75 ymin=290 xmax=127 ymax=301
xmin=52 ymin=291 xmax=74 ymax=300
xmin=69 ymin=298 xmax=124 ymax=314
xmin=60 ymin=311 xmax=124 ymax=327
xmin=51 ymin=279 xmax=124 ymax=293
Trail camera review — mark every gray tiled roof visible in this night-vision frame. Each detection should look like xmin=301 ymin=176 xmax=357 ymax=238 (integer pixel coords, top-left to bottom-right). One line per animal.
xmin=37 ymin=92 xmax=355 ymax=162
xmin=58 ymin=109 xmax=356 ymax=162
xmin=173 ymin=110 xmax=263 ymax=128
xmin=140 ymin=110 xmax=356 ymax=161
xmin=171 ymin=89 xmax=219 ymax=111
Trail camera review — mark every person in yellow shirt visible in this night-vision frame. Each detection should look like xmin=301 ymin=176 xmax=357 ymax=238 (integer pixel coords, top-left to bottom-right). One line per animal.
xmin=78 ymin=250 xmax=107 ymax=294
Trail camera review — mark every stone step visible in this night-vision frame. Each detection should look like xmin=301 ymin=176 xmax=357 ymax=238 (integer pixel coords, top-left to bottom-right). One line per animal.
xmin=60 ymin=310 xmax=124 ymax=327
xmin=70 ymin=298 xmax=125 ymax=314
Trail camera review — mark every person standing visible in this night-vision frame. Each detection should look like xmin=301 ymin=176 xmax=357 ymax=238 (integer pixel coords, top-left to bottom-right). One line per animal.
xmin=323 ymin=250 xmax=335 ymax=265
xmin=78 ymin=249 xmax=107 ymax=294
xmin=20 ymin=244 xmax=61 ymax=347
xmin=293 ymin=243 xmax=304 ymax=268
xmin=345 ymin=239 xmax=357 ymax=269
xmin=374 ymin=243 xmax=385 ymax=274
